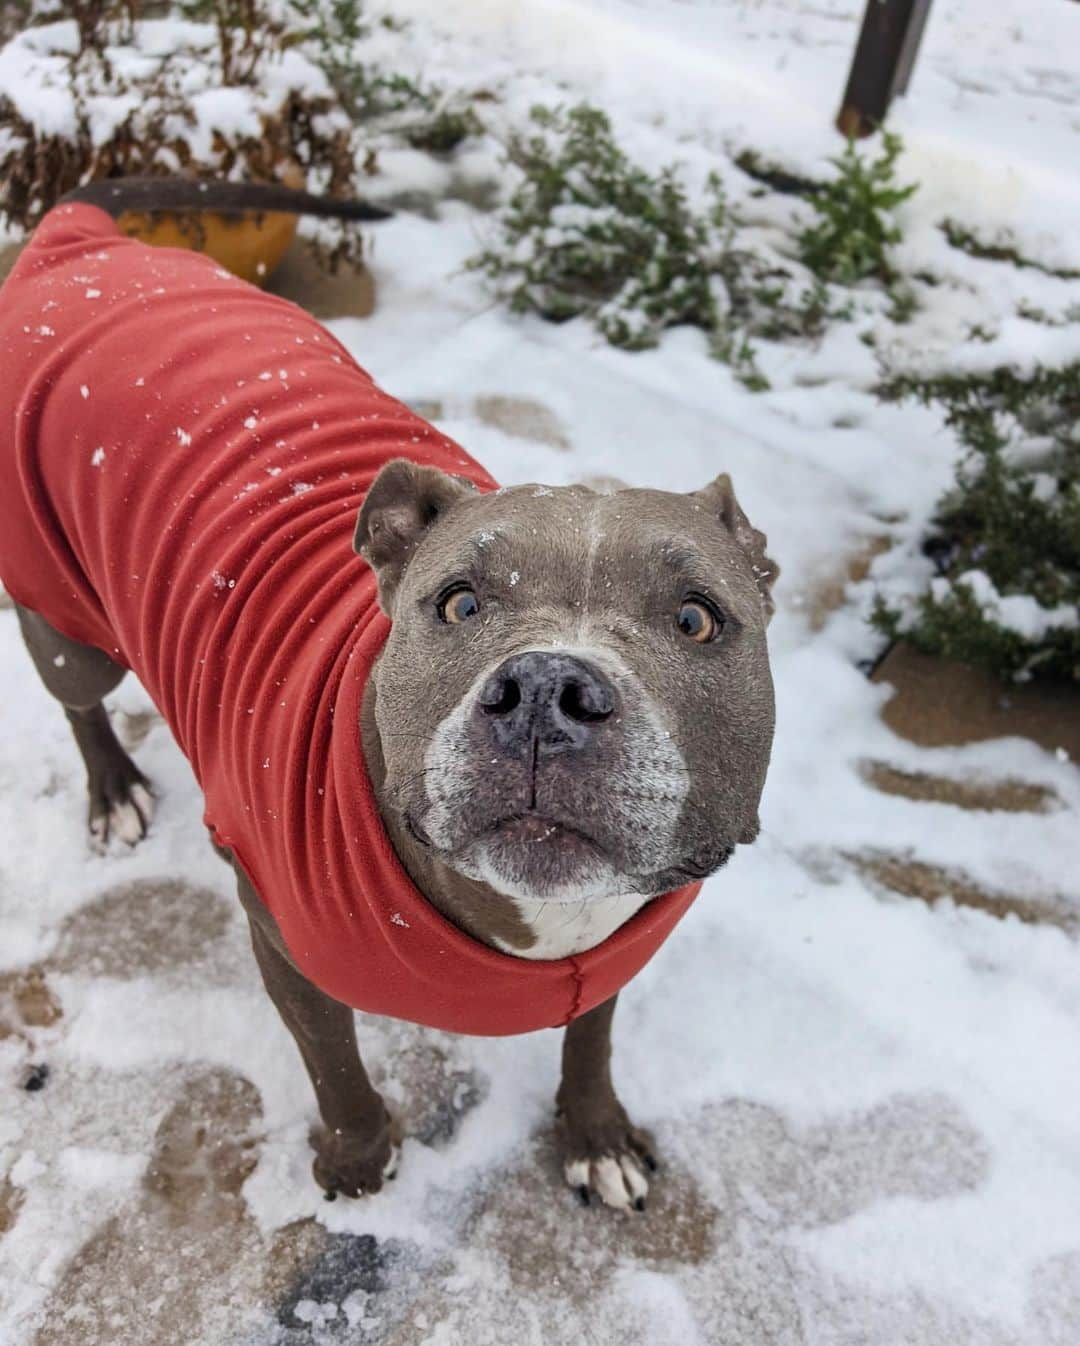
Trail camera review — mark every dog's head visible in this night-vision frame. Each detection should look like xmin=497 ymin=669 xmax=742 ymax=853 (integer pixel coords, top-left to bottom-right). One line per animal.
xmin=355 ymin=461 xmax=777 ymax=903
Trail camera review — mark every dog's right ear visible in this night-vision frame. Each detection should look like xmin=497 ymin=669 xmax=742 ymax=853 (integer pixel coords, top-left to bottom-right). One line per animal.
xmin=354 ymin=458 xmax=477 ymax=614
xmin=691 ymin=473 xmax=779 ymax=622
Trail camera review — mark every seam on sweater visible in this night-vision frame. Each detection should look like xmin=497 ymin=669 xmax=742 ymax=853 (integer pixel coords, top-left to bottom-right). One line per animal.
xmin=563 ymin=957 xmax=586 ymax=1026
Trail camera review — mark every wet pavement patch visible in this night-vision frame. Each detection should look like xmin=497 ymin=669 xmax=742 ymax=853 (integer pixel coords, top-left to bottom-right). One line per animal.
xmin=861 ymin=760 xmax=1060 ymax=814
xmin=276 ymin=1233 xmax=395 ymax=1331
xmin=473 ymin=396 xmax=571 ymax=450
xmin=872 ymin=642 xmax=1080 ymax=760
xmin=0 ymin=967 xmax=62 ymax=1038
xmin=849 ymin=849 xmax=1077 ymax=934
xmin=0 ymin=1172 xmax=23 ymax=1236
xmin=52 ymin=878 xmax=232 ymax=978
xmin=800 ymin=535 xmax=890 ymax=632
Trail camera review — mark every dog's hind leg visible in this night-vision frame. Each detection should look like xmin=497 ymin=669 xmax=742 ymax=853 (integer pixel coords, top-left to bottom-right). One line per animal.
xmin=14 ymin=603 xmax=153 ymax=851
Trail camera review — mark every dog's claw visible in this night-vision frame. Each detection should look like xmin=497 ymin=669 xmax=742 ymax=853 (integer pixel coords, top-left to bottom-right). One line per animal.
xmin=323 ymin=1188 xmax=337 ymax=1202
xmin=633 ymin=1196 xmax=646 ymax=1212
xmin=577 ymin=1184 xmax=591 ymax=1207
xmin=643 ymin=1153 xmax=658 ymax=1173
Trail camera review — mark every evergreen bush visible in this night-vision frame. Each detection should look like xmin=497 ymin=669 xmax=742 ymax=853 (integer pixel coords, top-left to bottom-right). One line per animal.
xmin=873 ymin=364 xmax=1080 ymax=683
xmin=798 ymin=131 xmax=917 ymax=286
xmin=468 ymin=103 xmax=822 ymax=387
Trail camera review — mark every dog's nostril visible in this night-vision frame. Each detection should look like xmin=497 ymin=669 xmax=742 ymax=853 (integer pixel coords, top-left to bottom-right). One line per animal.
xmin=481 ymin=677 xmax=522 ymax=716
xmin=558 ymin=681 xmax=613 ymax=724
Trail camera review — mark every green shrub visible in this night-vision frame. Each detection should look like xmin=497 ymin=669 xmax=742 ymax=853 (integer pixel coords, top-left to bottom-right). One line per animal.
xmin=873 ymin=365 xmax=1080 ymax=683
xmin=468 ymin=103 xmax=809 ymax=386
xmin=798 ymin=131 xmax=917 ymax=286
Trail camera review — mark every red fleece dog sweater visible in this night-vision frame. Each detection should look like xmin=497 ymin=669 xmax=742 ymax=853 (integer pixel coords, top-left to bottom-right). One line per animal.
xmin=0 ymin=204 xmax=701 ymax=1034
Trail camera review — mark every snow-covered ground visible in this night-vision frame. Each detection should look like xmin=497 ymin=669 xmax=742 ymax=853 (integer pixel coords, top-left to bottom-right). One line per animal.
xmin=1 ymin=1 xmax=1079 ymax=1342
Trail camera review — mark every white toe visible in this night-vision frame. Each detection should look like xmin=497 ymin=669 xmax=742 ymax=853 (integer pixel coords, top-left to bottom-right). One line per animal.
xmin=593 ymin=1156 xmax=633 ymax=1210
xmin=564 ymin=1158 xmax=590 ymax=1191
xmin=619 ymin=1153 xmax=649 ymax=1202
xmin=107 ymin=784 xmax=154 ymax=847
xmin=110 ymin=801 xmax=145 ymax=846
xmin=130 ymin=783 xmax=155 ymax=826
xmin=383 ymin=1144 xmax=400 ymax=1180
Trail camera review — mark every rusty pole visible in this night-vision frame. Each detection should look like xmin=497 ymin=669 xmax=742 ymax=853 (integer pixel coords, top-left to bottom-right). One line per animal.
xmin=837 ymin=0 xmax=934 ymax=139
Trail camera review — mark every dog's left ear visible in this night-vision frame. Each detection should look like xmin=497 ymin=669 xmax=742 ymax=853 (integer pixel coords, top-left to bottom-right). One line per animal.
xmin=354 ymin=458 xmax=477 ymax=614
xmin=692 ymin=473 xmax=779 ymax=621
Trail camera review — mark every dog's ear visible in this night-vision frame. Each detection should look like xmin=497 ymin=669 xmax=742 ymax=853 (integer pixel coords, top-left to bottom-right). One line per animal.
xmin=692 ymin=474 xmax=779 ymax=621
xmin=354 ymin=458 xmax=477 ymax=614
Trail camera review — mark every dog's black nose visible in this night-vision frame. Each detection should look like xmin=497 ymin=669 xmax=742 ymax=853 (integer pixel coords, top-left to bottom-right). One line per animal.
xmin=477 ymin=651 xmax=616 ymax=757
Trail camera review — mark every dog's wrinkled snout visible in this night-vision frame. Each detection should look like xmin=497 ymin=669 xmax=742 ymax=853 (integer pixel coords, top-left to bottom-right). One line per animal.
xmin=477 ymin=651 xmax=616 ymax=758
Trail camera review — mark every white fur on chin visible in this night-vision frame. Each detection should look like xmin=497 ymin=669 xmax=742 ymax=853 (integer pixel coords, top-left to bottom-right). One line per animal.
xmin=493 ymin=889 xmax=651 ymax=960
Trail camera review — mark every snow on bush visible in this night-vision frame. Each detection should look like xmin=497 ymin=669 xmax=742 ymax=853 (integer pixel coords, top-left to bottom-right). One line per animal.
xmin=468 ymin=103 xmax=837 ymax=388
xmin=0 ymin=1 xmax=487 ymax=261
xmin=0 ymin=1 xmax=366 ymax=262
xmin=874 ymin=363 xmax=1080 ymax=683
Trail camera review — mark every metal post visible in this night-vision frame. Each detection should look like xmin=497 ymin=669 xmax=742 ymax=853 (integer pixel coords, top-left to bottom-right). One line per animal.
xmin=837 ymin=0 xmax=934 ymax=139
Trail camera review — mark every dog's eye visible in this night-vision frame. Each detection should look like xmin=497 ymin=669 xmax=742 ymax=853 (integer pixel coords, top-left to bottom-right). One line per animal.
xmin=438 ymin=587 xmax=480 ymax=624
xmin=677 ymin=598 xmax=722 ymax=644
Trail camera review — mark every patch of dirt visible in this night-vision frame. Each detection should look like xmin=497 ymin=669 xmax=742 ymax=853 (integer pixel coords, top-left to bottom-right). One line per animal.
xmin=31 ymin=1067 xmax=327 ymax=1346
xmin=0 ymin=967 xmax=62 ymax=1028
xmin=30 ymin=1063 xmax=433 ymax=1344
xmin=133 ymin=1069 xmax=262 ymax=1231
xmin=861 ymin=761 xmax=1060 ymax=814
xmin=0 ymin=1172 xmax=24 ymax=1237
xmin=407 ymin=397 xmax=445 ymax=422
xmin=848 ymin=850 xmax=1078 ymax=934
xmin=474 ymin=395 xmax=571 ymax=450
xmin=464 ymin=1127 xmax=720 ymax=1306
xmin=798 ymin=534 xmax=890 ymax=631
xmin=372 ymin=1039 xmax=486 ymax=1149
xmin=0 ymin=967 xmax=63 ymax=1041
xmin=402 ymin=396 xmax=573 ymax=454
xmin=378 ymin=1090 xmax=991 ymax=1344
xmin=266 ymin=236 xmax=375 ymax=319
xmin=51 ymin=878 xmax=232 ymax=979
xmin=872 ymin=642 xmax=1080 ymax=759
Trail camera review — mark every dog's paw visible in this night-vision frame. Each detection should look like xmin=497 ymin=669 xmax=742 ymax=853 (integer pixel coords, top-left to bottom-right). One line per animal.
xmin=88 ymin=778 xmax=154 ymax=853
xmin=312 ymin=1114 xmax=400 ymax=1201
xmin=557 ymin=1103 xmax=658 ymax=1213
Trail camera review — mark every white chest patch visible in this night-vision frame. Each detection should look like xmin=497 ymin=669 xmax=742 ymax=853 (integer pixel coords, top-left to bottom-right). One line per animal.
xmin=495 ymin=891 xmax=652 ymax=960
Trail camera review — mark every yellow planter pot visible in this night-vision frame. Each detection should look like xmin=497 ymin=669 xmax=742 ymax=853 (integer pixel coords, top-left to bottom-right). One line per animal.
xmin=114 ymin=205 xmax=298 ymax=286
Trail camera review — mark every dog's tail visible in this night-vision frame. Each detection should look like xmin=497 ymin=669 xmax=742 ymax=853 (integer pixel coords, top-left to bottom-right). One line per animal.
xmin=59 ymin=177 xmax=392 ymax=222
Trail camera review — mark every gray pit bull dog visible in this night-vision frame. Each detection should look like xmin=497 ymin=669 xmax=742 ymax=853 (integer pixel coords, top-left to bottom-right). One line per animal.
xmin=5 ymin=180 xmax=777 ymax=1213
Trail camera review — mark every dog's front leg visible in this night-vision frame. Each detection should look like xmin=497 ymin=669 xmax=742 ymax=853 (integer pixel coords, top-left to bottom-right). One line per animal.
xmin=236 ymin=872 xmax=399 ymax=1198
xmin=555 ymin=994 xmax=657 ymax=1212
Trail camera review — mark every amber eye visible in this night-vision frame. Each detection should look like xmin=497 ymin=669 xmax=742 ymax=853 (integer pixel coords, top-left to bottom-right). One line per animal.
xmin=438 ymin=587 xmax=480 ymax=624
xmin=677 ymin=598 xmax=721 ymax=643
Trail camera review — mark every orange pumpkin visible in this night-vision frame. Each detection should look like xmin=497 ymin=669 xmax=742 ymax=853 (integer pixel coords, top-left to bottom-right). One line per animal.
xmin=115 ymin=204 xmax=298 ymax=286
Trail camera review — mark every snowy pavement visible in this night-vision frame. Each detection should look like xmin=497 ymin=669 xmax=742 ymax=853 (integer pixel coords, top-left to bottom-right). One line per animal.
xmin=2 ymin=1 xmax=1080 ymax=1342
